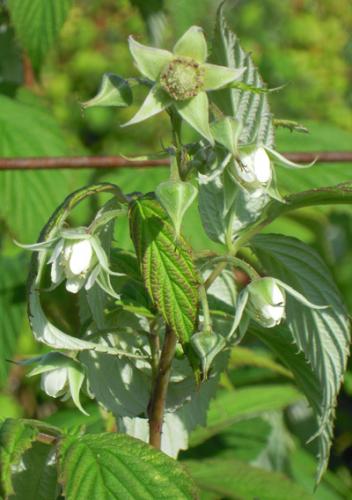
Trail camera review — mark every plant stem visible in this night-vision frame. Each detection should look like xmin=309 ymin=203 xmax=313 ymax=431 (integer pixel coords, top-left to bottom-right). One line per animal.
xmin=148 ymin=326 xmax=177 ymax=449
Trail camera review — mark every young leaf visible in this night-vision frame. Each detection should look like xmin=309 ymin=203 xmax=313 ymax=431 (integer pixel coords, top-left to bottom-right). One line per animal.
xmin=251 ymin=234 xmax=351 ymax=482
xmin=129 ymin=197 xmax=199 ymax=347
xmin=0 ymin=418 xmax=38 ymax=496
xmin=210 ymin=3 xmax=274 ymax=147
xmin=59 ymin=433 xmax=198 ymax=499
xmin=82 ymin=73 xmax=132 ymax=109
xmin=7 ymin=0 xmax=72 ymax=73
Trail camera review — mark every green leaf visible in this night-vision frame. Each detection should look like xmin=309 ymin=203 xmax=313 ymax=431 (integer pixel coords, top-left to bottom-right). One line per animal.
xmin=59 ymin=432 xmax=198 ymax=499
xmin=82 ymin=73 xmax=133 ymax=109
xmin=210 ymin=4 xmax=274 ymax=147
xmin=0 ymin=17 xmax=23 ymax=93
xmin=7 ymin=0 xmax=72 ymax=72
xmin=190 ymin=384 xmax=302 ymax=447
xmin=129 ymin=197 xmax=199 ymax=346
xmin=0 ymin=254 xmax=27 ymax=387
xmin=0 ymin=94 xmax=72 ymax=241
xmin=186 ymin=458 xmax=313 ymax=500
xmin=0 ymin=418 xmax=38 ymax=496
xmin=251 ymin=234 xmax=351 ymax=482
xmin=10 ymin=442 xmax=59 ymax=500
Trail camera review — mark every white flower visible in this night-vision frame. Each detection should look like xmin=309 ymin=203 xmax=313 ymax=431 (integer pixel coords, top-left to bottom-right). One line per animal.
xmin=233 ymin=147 xmax=272 ymax=194
xmin=50 ymin=233 xmax=97 ymax=293
xmin=41 ymin=366 xmax=68 ymax=397
xmin=246 ymin=277 xmax=285 ymax=328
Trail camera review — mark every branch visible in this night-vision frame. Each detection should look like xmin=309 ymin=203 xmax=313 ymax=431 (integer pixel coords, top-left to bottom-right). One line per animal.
xmin=148 ymin=327 xmax=177 ymax=449
xmin=1 ymin=152 xmax=352 ymax=170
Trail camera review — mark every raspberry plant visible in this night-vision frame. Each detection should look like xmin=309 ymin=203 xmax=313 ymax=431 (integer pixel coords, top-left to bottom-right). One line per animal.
xmin=1 ymin=3 xmax=351 ymax=499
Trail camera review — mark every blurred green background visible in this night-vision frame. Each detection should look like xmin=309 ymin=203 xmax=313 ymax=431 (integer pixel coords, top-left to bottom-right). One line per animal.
xmin=0 ymin=0 xmax=351 ymax=497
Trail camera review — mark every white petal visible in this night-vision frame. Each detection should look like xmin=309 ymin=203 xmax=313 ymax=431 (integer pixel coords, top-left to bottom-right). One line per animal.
xmin=68 ymin=239 xmax=94 ymax=275
xmin=253 ymin=147 xmax=272 ymax=183
xmin=66 ymin=276 xmax=86 ymax=294
xmin=41 ymin=367 xmax=68 ymax=397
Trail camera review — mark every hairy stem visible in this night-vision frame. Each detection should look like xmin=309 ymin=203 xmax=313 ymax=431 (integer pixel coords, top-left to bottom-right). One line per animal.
xmin=148 ymin=327 xmax=177 ymax=449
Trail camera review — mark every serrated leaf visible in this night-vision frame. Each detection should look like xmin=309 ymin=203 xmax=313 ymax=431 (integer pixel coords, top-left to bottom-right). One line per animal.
xmin=59 ymin=432 xmax=198 ymax=499
xmin=0 ymin=418 xmax=38 ymax=496
xmin=129 ymin=197 xmax=199 ymax=346
xmin=210 ymin=4 xmax=274 ymax=147
xmin=0 ymin=254 xmax=27 ymax=387
xmin=7 ymin=0 xmax=72 ymax=72
xmin=82 ymin=73 xmax=132 ymax=109
xmin=185 ymin=458 xmax=313 ymax=500
xmin=251 ymin=234 xmax=351 ymax=482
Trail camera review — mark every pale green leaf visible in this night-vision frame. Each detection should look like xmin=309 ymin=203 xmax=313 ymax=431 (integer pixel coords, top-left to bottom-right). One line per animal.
xmin=210 ymin=4 xmax=274 ymax=147
xmin=82 ymin=73 xmax=132 ymax=109
xmin=7 ymin=0 xmax=72 ymax=72
xmin=59 ymin=433 xmax=198 ymax=499
xmin=251 ymin=234 xmax=351 ymax=482
xmin=129 ymin=197 xmax=199 ymax=347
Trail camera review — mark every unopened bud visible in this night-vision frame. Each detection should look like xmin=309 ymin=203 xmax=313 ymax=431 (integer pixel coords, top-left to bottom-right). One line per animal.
xmin=246 ymin=277 xmax=285 ymax=328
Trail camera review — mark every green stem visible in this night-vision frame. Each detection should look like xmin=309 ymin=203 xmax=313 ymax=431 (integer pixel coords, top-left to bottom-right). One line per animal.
xmin=199 ymin=284 xmax=212 ymax=331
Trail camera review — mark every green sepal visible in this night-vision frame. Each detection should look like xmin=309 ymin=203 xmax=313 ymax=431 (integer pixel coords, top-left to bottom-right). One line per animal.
xmin=211 ymin=117 xmax=241 ymax=155
xmin=82 ymin=73 xmax=132 ymax=109
xmin=190 ymin=330 xmax=226 ymax=381
xmin=155 ymin=180 xmax=197 ymax=238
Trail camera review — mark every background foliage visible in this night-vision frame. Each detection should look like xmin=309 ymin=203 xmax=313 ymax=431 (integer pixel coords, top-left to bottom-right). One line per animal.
xmin=0 ymin=0 xmax=352 ymax=498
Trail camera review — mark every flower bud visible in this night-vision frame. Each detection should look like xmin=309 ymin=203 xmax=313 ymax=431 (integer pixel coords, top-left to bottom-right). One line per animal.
xmin=232 ymin=147 xmax=272 ymax=194
xmin=41 ymin=366 xmax=68 ymax=398
xmin=246 ymin=277 xmax=285 ymax=328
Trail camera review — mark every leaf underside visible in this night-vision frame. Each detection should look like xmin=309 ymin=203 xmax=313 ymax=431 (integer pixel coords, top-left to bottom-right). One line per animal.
xmin=251 ymin=234 xmax=351 ymax=482
xmin=210 ymin=4 xmax=275 ymax=147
